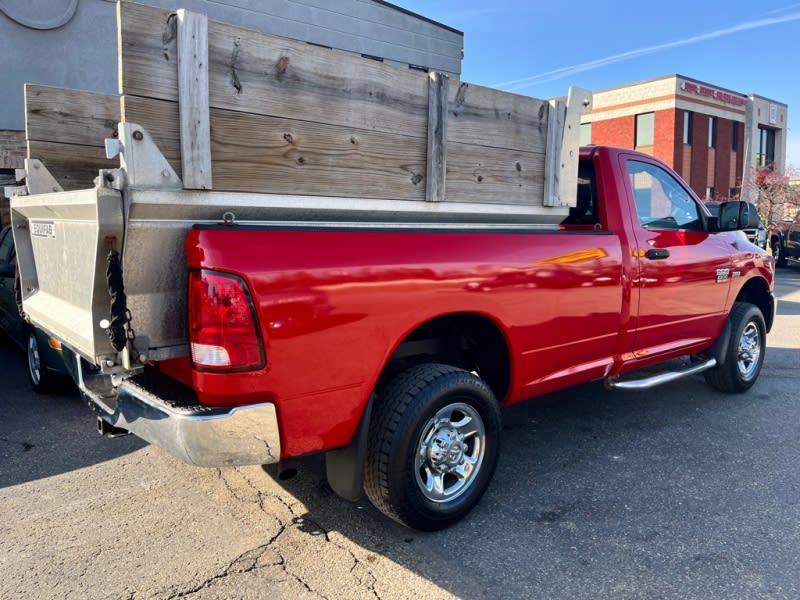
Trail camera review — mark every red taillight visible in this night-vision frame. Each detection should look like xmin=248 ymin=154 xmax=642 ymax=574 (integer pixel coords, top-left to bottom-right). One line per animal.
xmin=188 ymin=270 xmax=265 ymax=371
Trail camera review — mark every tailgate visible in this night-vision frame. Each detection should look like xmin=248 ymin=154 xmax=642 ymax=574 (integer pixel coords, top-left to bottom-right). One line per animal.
xmin=11 ymin=187 xmax=124 ymax=364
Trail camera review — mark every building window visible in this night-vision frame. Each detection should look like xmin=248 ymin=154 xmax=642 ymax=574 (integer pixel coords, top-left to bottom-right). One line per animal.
xmin=708 ymin=116 xmax=716 ymax=148
xmin=731 ymin=122 xmax=738 ymax=151
xmin=635 ymin=112 xmax=654 ymax=148
xmin=757 ymin=127 xmax=775 ymax=167
xmin=683 ymin=111 xmax=693 ymax=144
xmin=579 ymin=122 xmax=592 ymax=146
xmin=706 ymin=186 xmax=715 ymax=200
xmin=729 ymin=187 xmax=738 ymax=199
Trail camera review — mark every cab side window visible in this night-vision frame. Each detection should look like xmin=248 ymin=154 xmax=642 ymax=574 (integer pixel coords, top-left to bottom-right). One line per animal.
xmin=626 ymin=160 xmax=702 ymax=231
xmin=560 ymin=160 xmax=604 ymax=230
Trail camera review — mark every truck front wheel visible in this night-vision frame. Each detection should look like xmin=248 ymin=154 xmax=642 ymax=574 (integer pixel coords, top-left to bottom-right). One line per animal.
xmin=704 ymin=302 xmax=766 ymax=393
xmin=364 ymin=364 xmax=501 ymax=531
xmin=771 ymin=238 xmax=787 ymax=267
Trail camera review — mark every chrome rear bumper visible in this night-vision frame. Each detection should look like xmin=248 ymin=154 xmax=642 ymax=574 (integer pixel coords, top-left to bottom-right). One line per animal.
xmin=77 ymin=358 xmax=281 ymax=467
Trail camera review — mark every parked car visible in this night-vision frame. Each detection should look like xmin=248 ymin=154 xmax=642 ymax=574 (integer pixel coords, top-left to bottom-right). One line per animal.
xmin=704 ymin=202 xmax=767 ymax=248
xmin=0 ymin=225 xmax=68 ymax=392
xmin=767 ymin=210 xmax=800 ymax=267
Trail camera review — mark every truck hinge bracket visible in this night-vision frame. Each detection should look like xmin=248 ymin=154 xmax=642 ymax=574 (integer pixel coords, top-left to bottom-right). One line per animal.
xmin=109 ymin=122 xmax=183 ymax=191
xmin=97 ymin=168 xmax=126 ymax=191
xmin=23 ymin=159 xmax=64 ymax=195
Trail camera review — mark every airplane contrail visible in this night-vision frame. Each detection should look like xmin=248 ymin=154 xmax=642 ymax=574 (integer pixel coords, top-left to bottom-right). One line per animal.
xmin=494 ymin=11 xmax=800 ymax=92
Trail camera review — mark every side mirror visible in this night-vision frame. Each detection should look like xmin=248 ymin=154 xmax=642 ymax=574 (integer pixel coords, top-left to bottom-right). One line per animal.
xmin=714 ymin=201 xmax=757 ymax=231
xmin=716 ymin=202 xmax=742 ymax=231
xmin=0 ymin=262 xmax=15 ymax=278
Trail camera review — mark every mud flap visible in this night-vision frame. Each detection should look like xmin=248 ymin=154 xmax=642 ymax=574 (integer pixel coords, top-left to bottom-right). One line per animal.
xmin=325 ymin=397 xmax=373 ymax=502
xmin=707 ymin=318 xmax=732 ymax=366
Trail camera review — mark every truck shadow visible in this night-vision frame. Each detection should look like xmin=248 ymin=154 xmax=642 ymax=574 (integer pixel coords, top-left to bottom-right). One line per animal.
xmin=264 ymin=349 xmax=798 ymax=598
xmin=0 ymin=345 xmax=146 ymax=488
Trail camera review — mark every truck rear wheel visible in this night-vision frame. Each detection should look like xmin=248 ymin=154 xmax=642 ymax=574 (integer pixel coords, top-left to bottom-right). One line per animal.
xmin=364 ymin=364 xmax=501 ymax=531
xmin=704 ymin=302 xmax=766 ymax=393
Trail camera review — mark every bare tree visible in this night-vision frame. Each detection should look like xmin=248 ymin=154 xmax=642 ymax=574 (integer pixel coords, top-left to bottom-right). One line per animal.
xmin=743 ymin=166 xmax=800 ymax=224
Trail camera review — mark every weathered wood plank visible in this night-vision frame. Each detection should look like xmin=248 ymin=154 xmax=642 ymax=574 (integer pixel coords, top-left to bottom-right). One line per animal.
xmin=445 ymin=143 xmax=544 ymax=205
xmin=426 ymin=72 xmax=449 ymax=202
xmin=25 ymin=85 xmax=119 ymax=146
xmin=27 ymin=141 xmax=117 ymax=191
xmin=557 ymin=87 xmax=592 ymax=208
xmin=544 ymin=99 xmax=566 ymax=207
xmin=447 ymin=142 xmax=544 ymax=206
xmin=122 ymin=95 xmax=427 ymax=199
xmin=118 ymin=2 xmax=548 ymax=155
xmin=177 ymin=9 xmax=212 ymax=190
xmin=122 ymin=95 xmax=543 ymax=203
xmin=118 ymin=1 xmax=430 ymax=138
xmin=447 ymin=81 xmax=549 ymax=153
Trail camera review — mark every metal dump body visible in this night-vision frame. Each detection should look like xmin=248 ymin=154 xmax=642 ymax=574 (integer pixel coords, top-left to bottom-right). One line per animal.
xmin=12 ymin=187 xmax=123 ymax=363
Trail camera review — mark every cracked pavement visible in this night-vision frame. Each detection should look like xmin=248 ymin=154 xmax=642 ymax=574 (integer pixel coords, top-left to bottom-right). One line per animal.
xmin=1 ymin=269 xmax=799 ymax=599
xmin=0 ymin=429 xmax=438 ymax=599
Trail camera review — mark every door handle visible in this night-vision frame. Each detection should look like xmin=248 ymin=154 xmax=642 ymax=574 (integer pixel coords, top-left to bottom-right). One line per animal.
xmin=645 ymin=248 xmax=670 ymax=260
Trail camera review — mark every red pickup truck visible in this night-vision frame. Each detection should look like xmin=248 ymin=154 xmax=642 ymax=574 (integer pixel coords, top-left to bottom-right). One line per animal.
xmin=12 ymin=145 xmax=775 ymax=530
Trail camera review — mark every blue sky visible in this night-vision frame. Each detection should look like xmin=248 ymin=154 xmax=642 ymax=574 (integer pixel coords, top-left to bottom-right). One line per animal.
xmin=395 ymin=0 xmax=799 ymax=170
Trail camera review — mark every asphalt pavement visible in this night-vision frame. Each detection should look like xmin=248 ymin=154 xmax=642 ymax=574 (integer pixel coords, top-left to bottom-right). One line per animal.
xmin=1 ymin=267 xmax=798 ymax=599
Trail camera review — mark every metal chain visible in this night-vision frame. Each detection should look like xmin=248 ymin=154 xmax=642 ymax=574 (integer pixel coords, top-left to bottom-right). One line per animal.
xmin=125 ymin=308 xmax=141 ymax=364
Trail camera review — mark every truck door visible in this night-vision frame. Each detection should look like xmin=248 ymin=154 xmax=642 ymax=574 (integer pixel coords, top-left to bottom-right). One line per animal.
xmin=623 ymin=157 xmax=732 ymax=358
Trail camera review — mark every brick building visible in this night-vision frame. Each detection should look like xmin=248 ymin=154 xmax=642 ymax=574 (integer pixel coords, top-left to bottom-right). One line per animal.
xmin=580 ymin=74 xmax=788 ymax=202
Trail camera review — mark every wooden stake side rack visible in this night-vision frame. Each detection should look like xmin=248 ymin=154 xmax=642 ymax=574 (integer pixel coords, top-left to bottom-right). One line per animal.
xmin=23 ymin=1 xmax=591 ymax=214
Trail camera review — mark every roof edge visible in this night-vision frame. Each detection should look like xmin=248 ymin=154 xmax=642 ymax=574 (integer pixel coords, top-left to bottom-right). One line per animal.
xmin=748 ymin=94 xmax=788 ymax=107
xmin=371 ymin=1 xmax=463 ymax=36
xmin=593 ymin=73 xmax=757 ymax=102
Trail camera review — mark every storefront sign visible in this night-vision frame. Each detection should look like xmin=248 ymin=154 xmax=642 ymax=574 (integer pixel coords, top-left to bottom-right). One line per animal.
xmin=680 ymin=81 xmax=748 ymax=107
xmin=769 ymin=103 xmax=778 ymax=124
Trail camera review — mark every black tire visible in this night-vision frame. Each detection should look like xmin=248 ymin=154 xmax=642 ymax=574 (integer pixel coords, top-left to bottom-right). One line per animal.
xmin=27 ymin=329 xmax=54 ymax=394
xmin=704 ymin=302 xmax=766 ymax=393
xmin=364 ymin=363 xmax=501 ymax=531
xmin=771 ymin=238 xmax=787 ymax=267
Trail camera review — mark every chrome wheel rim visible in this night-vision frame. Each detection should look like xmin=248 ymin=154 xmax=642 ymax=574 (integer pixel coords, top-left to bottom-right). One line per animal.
xmin=736 ymin=321 xmax=761 ymax=381
xmin=27 ymin=333 xmax=42 ymax=386
xmin=414 ymin=402 xmax=486 ymax=503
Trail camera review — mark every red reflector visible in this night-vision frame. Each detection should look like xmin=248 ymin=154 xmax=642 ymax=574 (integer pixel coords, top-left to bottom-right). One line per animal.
xmin=189 ymin=270 xmax=264 ymax=371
